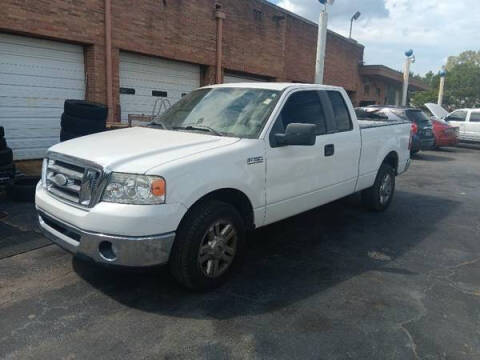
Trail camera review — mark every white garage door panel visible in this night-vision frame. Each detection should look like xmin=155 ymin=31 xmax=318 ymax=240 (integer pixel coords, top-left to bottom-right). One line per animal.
xmin=0 ymin=84 xmax=84 ymax=99
xmin=1 ymin=57 xmax=84 ymax=79
xmin=2 ymin=119 xmax=60 ymax=134
xmin=0 ymin=106 xmax=63 ymax=118
xmin=119 ymin=52 xmax=200 ymax=122
xmin=0 ymin=72 xmax=85 ymax=89
xmin=0 ymin=33 xmax=85 ymax=160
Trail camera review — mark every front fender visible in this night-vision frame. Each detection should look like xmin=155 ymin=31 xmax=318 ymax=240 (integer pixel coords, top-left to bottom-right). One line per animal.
xmin=147 ymin=139 xmax=267 ymax=227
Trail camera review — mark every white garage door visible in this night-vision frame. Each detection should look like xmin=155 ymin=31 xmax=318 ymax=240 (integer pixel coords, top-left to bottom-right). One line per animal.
xmin=224 ymin=72 xmax=266 ymax=84
xmin=119 ymin=52 xmax=200 ymax=122
xmin=0 ymin=33 xmax=85 ymax=160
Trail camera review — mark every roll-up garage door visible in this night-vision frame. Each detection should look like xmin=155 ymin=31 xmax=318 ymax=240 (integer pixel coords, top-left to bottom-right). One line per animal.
xmin=0 ymin=33 xmax=85 ymax=160
xmin=119 ymin=52 xmax=201 ymax=122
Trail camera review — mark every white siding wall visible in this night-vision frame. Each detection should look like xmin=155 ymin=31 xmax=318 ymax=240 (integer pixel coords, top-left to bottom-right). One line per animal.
xmin=0 ymin=33 xmax=85 ymax=160
xmin=119 ymin=52 xmax=200 ymax=122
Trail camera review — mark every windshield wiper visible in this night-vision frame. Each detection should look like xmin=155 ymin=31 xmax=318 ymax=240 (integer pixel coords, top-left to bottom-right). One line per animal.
xmin=173 ymin=124 xmax=223 ymax=136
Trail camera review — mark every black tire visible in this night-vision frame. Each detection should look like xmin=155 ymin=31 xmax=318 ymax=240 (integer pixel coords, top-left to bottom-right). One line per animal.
xmin=0 ymin=148 xmax=13 ymax=166
xmin=61 ymin=113 xmax=106 ymax=134
xmin=0 ymin=163 xmax=15 ymax=185
xmin=169 ymin=200 xmax=246 ymax=291
xmin=64 ymin=100 xmax=108 ymax=121
xmin=0 ymin=137 xmax=6 ymax=150
xmin=361 ymin=163 xmax=395 ymax=212
xmin=6 ymin=176 xmax=39 ymax=202
xmin=60 ymin=129 xmax=80 ymax=142
xmin=0 ymin=126 xmax=4 ymax=138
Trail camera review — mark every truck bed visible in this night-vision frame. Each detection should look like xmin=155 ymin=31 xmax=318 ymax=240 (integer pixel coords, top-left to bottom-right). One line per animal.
xmin=358 ymin=119 xmax=410 ymax=129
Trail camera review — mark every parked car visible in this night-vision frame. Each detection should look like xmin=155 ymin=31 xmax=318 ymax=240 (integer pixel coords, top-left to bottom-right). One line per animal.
xmin=430 ymin=117 xmax=458 ymax=148
xmin=364 ymin=106 xmax=435 ymax=155
xmin=426 ymin=103 xmax=480 ymax=144
xmin=36 ymin=83 xmax=411 ymax=290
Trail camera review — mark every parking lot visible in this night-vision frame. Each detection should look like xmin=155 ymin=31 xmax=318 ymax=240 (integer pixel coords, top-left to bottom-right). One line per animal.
xmin=1 ymin=146 xmax=479 ymax=359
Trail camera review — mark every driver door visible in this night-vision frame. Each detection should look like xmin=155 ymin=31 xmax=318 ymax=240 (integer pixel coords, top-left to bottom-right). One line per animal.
xmin=264 ymin=89 xmax=358 ymax=225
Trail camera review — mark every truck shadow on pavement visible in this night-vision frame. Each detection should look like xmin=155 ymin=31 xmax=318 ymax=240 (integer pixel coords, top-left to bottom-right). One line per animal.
xmin=72 ymin=190 xmax=459 ymax=319
xmin=411 ymin=152 xmax=455 ymax=162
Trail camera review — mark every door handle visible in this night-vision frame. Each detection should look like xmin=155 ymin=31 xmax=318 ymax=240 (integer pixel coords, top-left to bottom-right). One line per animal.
xmin=324 ymin=144 xmax=335 ymax=157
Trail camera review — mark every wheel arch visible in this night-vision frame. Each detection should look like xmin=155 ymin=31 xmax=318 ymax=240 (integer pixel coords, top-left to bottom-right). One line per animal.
xmin=179 ymin=188 xmax=255 ymax=231
xmin=382 ymin=151 xmax=399 ymax=174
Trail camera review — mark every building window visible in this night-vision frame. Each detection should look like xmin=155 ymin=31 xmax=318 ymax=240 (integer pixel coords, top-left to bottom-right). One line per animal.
xmin=364 ymin=85 xmax=370 ymax=95
xmin=376 ymin=88 xmax=381 ymax=96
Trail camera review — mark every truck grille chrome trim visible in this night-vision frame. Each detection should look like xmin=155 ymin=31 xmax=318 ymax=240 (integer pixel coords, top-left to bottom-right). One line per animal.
xmin=44 ymin=152 xmax=110 ymax=208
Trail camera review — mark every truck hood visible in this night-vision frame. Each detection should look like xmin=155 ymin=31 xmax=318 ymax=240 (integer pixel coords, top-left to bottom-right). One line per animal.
xmin=48 ymin=127 xmax=240 ymax=173
xmin=425 ymin=103 xmax=449 ymax=119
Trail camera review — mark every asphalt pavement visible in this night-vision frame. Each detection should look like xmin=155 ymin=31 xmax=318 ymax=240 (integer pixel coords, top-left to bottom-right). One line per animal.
xmin=1 ymin=146 xmax=479 ymax=359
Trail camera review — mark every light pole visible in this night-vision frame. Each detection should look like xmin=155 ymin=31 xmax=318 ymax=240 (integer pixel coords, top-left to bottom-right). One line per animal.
xmin=349 ymin=11 xmax=361 ymax=39
xmin=437 ymin=69 xmax=446 ymax=106
xmin=315 ymin=0 xmax=335 ymax=84
xmin=401 ymin=49 xmax=415 ymax=106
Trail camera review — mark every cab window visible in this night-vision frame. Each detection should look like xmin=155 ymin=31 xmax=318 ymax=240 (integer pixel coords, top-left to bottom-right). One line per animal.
xmin=327 ymin=91 xmax=353 ymax=131
xmin=470 ymin=112 xmax=480 ymax=122
xmin=273 ymin=91 xmax=327 ymax=135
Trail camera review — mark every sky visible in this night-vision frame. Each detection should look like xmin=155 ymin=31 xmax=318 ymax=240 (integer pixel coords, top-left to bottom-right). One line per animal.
xmin=267 ymin=0 xmax=479 ymax=75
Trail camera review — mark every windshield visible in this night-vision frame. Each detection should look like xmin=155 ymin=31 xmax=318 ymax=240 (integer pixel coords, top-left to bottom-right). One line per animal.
xmin=405 ymin=110 xmax=431 ymax=124
xmin=150 ymin=87 xmax=281 ymax=138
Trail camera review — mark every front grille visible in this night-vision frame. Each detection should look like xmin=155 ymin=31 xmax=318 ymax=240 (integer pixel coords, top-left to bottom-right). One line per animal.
xmin=45 ymin=157 xmax=103 ymax=207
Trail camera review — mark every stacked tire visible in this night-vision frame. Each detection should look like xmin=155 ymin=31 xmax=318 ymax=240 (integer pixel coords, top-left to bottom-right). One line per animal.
xmin=0 ymin=126 xmax=15 ymax=187
xmin=60 ymin=100 xmax=108 ymax=142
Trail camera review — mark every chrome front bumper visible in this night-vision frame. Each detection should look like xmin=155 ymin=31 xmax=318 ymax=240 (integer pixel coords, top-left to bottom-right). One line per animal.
xmin=37 ymin=208 xmax=175 ymax=267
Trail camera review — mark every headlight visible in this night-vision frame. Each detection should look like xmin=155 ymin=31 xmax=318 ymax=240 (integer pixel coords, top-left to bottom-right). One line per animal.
xmin=102 ymin=173 xmax=166 ymax=205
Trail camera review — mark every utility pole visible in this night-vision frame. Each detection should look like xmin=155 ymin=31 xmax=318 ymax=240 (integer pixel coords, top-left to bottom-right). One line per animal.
xmin=315 ymin=0 xmax=334 ymax=84
xmin=402 ymin=49 xmax=415 ymax=106
xmin=437 ymin=69 xmax=446 ymax=106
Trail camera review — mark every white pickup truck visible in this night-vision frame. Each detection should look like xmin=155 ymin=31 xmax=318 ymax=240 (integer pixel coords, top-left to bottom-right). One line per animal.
xmin=426 ymin=103 xmax=480 ymax=143
xmin=36 ymin=83 xmax=411 ymax=290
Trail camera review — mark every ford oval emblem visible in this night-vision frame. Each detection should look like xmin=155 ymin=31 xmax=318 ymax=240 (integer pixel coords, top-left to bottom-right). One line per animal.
xmin=53 ymin=173 xmax=68 ymax=187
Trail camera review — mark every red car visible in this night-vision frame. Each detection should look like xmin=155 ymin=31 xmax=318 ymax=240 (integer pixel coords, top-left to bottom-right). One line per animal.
xmin=431 ymin=117 xmax=458 ymax=148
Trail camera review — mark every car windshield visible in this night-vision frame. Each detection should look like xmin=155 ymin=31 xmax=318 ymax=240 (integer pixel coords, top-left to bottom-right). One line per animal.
xmin=149 ymin=87 xmax=281 ymax=138
xmin=406 ymin=110 xmax=431 ymax=124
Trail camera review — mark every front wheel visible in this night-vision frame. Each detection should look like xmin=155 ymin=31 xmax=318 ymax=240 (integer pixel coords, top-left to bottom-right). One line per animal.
xmin=169 ymin=200 xmax=246 ymax=291
xmin=361 ymin=163 xmax=395 ymax=211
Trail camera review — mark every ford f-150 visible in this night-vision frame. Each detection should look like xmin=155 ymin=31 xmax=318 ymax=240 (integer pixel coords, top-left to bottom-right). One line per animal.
xmin=36 ymin=83 xmax=411 ymax=290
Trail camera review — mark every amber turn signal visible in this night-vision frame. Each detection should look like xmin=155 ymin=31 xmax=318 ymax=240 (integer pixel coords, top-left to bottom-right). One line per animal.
xmin=151 ymin=178 xmax=166 ymax=197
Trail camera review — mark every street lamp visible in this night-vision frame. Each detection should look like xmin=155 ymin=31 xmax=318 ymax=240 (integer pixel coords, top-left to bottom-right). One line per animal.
xmin=315 ymin=0 xmax=335 ymax=84
xmin=437 ymin=69 xmax=446 ymax=106
xmin=349 ymin=11 xmax=361 ymax=39
xmin=401 ymin=49 xmax=415 ymax=106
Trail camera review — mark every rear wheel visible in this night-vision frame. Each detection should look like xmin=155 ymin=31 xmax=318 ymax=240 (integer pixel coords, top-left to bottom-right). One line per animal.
xmin=169 ymin=200 xmax=246 ymax=291
xmin=362 ymin=163 xmax=395 ymax=211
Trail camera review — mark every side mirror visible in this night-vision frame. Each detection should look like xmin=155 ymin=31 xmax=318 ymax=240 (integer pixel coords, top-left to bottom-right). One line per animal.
xmin=274 ymin=123 xmax=316 ymax=147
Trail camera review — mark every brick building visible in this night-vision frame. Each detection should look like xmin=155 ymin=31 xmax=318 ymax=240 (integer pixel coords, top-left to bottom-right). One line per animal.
xmin=1 ymin=0 xmax=427 ymax=160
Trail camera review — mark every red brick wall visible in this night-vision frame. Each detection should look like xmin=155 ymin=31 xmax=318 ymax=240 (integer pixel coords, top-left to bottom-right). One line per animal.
xmin=324 ymin=33 xmax=364 ymax=93
xmin=3 ymin=0 xmax=366 ymax=116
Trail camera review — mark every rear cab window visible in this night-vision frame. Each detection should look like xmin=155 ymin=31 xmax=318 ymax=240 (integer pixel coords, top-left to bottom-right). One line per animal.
xmin=469 ymin=112 xmax=480 ymax=122
xmin=326 ymin=91 xmax=353 ymax=132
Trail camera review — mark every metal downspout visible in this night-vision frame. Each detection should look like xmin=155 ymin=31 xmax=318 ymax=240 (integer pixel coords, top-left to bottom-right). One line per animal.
xmin=215 ymin=6 xmax=226 ymax=84
xmin=105 ymin=0 xmax=113 ymax=121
